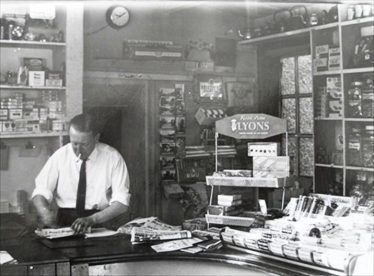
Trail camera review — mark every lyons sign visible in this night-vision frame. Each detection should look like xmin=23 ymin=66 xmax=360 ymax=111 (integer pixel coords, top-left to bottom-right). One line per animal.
xmin=215 ymin=113 xmax=287 ymax=139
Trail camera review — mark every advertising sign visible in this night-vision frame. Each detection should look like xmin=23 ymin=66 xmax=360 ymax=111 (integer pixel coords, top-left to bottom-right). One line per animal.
xmin=215 ymin=113 xmax=287 ymax=139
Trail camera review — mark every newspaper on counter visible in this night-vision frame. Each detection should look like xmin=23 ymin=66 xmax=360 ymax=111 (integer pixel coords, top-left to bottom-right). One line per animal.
xmin=130 ymin=227 xmax=191 ymax=243
xmin=35 ymin=227 xmax=118 ymax=239
xmin=117 ymin=217 xmax=181 ymax=235
xmin=180 ymin=246 xmax=204 ymax=254
xmin=151 ymin=237 xmax=202 ymax=252
xmin=0 ymin=251 xmax=17 ymax=265
xmin=35 ymin=227 xmax=80 ymax=239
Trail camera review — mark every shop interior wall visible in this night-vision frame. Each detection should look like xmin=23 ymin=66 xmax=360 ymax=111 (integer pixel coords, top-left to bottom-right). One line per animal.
xmin=82 ymin=3 xmax=257 ymax=222
xmin=83 ymin=3 xmax=251 ymax=74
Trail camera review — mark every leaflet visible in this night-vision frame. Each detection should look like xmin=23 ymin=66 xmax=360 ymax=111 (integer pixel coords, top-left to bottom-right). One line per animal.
xmin=35 ymin=227 xmax=118 ymax=239
xmin=131 ymin=227 xmax=191 ymax=243
xmin=151 ymin=238 xmax=202 ymax=252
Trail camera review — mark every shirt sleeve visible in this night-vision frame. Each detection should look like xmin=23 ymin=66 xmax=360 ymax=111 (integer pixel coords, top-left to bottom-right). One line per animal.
xmin=109 ymin=153 xmax=131 ymax=206
xmin=32 ymin=152 xmax=59 ymax=203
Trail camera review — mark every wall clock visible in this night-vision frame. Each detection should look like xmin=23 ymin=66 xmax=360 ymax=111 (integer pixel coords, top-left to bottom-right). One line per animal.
xmin=106 ymin=5 xmax=130 ymax=29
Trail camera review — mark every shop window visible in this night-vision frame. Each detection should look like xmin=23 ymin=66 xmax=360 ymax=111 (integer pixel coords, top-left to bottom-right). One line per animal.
xmin=280 ymin=55 xmax=314 ymax=177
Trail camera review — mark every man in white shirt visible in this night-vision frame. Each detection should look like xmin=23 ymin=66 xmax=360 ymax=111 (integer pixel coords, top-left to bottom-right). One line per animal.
xmin=32 ymin=113 xmax=130 ymax=233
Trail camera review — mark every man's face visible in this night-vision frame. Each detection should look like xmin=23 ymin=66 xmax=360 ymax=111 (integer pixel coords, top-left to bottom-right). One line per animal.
xmin=69 ymin=126 xmax=98 ymax=160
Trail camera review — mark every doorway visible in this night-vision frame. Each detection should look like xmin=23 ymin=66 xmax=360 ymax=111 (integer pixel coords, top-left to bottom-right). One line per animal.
xmin=84 ymin=79 xmax=152 ymax=220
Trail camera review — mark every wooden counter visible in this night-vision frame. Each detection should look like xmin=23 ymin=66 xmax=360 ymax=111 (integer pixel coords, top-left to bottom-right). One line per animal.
xmin=0 ymin=214 xmax=345 ymax=276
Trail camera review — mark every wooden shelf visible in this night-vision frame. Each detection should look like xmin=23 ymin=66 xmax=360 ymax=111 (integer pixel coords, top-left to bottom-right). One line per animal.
xmin=0 ymin=132 xmax=68 ymax=139
xmin=315 ymin=163 xmax=344 ymax=169
xmin=238 ymin=22 xmax=339 ymax=45
xmin=314 ymin=117 xmax=343 ymax=121
xmin=0 ymin=85 xmax=66 ymax=90
xmin=346 ymin=166 xmax=374 ymax=172
xmin=344 ymin=118 xmax=374 ymax=122
xmin=342 ymin=67 xmax=374 ymax=74
xmin=340 ymin=16 xmax=374 ymax=27
xmin=0 ymin=39 xmax=66 ymax=48
xmin=238 ymin=28 xmax=309 ymax=45
xmin=313 ymin=70 xmax=342 ymax=76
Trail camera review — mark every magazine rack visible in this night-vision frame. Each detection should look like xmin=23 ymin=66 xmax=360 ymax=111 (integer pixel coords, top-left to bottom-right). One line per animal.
xmin=205 ymin=113 xmax=289 ymax=227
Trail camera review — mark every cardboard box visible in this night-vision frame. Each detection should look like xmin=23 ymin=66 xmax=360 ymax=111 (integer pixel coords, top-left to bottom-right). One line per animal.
xmin=23 ymin=109 xmax=39 ymax=120
xmin=218 ymin=194 xmax=241 ymax=202
xmin=328 ymin=47 xmax=340 ymax=55
xmin=46 ymin=71 xmax=63 ymax=87
xmin=52 ymin=120 xmax=65 ymax=131
xmin=248 ymin=142 xmax=280 ymax=157
xmin=315 ymin=45 xmax=329 ymax=57
xmin=185 ymin=61 xmax=199 ymax=71
xmin=0 ymin=109 xmax=8 ymax=120
xmin=328 ymin=55 xmax=341 ymax=70
xmin=194 ymin=107 xmax=226 ymax=126
xmin=329 ymin=100 xmax=343 ymax=113
xmin=208 ymin=205 xmax=237 ymax=216
xmin=28 ymin=71 xmax=45 ymax=87
xmin=253 ymin=156 xmax=290 ymax=171
xmin=198 ymin=61 xmax=214 ymax=71
xmin=326 ymin=77 xmax=342 ymax=99
xmin=361 ymin=25 xmax=374 ymax=37
xmin=313 ymin=58 xmax=328 ymax=72
xmin=1 ymin=121 xmax=15 ymax=132
xmin=9 ymin=109 xmax=23 ymax=120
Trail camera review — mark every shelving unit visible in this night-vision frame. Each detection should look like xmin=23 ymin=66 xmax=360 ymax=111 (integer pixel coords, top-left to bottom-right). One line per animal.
xmin=312 ymin=6 xmax=373 ymax=197
xmin=239 ymin=3 xmax=373 ymax=198
xmin=0 ymin=3 xmax=83 ymax=141
xmin=0 ymin=132 xmax=67 ymax=139
xmin=0 ymin=85 xmax=66 ymax=90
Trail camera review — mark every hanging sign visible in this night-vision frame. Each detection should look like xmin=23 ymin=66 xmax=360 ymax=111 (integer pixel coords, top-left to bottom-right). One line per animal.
xmin=215 ymin=113 xmax=287 ymax=139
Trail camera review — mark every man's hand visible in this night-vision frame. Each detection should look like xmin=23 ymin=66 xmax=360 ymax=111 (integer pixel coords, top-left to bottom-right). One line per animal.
xmin=71 ymin=216 xmax=95 ymax=234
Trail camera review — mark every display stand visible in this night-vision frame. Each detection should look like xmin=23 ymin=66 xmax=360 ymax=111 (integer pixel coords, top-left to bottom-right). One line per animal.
xmin=206 ymin=113 xmax=289 ymax=227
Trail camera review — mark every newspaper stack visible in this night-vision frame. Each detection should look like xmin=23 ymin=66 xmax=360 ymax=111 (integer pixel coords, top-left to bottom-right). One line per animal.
xmin=117 ymin=217 xmax=181 ymax=235
xmin=118 ymin=217 xmax=192 ymax=244
xmin=131 ymin=227 xmax=191 ymax=243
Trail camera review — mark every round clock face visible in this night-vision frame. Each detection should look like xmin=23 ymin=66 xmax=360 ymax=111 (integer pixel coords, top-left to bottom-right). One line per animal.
xmin=106 ymin=6 xmax=130 ymax=29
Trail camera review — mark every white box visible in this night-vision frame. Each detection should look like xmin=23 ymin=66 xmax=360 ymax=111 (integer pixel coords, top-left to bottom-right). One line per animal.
xmin=315 ymin=45 xmax=329 ymax=57
xmin=361 ymin=25 xmax=374 ymax=37
xmin=0 ymin=109 xmax=8 ymax=120
xmin=253 ymin=156 xmax=290 ymax=171
xmin=9 ymin=109 xmax=23 ymax=120
xmin=28 ymin=71 xmax=45 ymax=87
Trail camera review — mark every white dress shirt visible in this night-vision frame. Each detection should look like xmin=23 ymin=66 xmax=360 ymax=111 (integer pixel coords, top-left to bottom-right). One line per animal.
xmin=32 ymin=142 xmax=131 ymax=210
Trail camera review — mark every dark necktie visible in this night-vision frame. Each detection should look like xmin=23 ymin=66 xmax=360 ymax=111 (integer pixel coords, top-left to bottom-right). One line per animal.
xmin=76 ymin=159 xmax=87 ymax=216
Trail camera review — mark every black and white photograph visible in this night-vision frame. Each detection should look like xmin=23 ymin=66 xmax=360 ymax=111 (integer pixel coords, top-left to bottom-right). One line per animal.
xmin=0 ymin=1 xmax=373 ymax=276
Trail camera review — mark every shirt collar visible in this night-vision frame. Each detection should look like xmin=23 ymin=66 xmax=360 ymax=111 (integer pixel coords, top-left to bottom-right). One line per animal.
xmin=71 ymin=143 xmax=99 ymax=163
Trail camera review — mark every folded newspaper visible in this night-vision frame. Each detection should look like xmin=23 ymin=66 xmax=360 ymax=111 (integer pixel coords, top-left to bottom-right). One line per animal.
xmin=151 ymin=237 xmax=202 ymax=252
xmin=130 ymin=227 xmax=191 ymax=243
xmin=118 ymin=217 xmax=181 ymax=234
xmin=35 ymin=227 xmax=117 ymax=239
xmin=35 ymin=227 xmax=79 ymax=239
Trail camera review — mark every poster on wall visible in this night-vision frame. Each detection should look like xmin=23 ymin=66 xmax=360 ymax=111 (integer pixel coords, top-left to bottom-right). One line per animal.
xmin=226 ymin=79 xmax=256 ymax=108
xmin=194 ymin=75 xmax=225 ymax=103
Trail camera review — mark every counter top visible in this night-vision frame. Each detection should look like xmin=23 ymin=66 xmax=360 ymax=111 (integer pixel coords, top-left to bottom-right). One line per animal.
xmin=2 ymin=234 xmax=343 ymax=275
xmin=0 ymin=214 xmax=345 ymax=276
